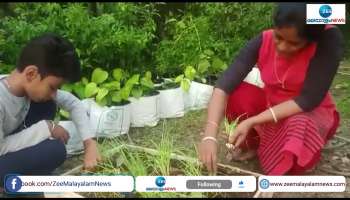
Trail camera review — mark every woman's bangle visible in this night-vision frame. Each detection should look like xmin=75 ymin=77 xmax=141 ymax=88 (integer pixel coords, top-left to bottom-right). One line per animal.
xmin=201 ymin=136 xmax=218 ymax=144
xmin=269 ymin=107 xmax=278 ymax=123
xmin=207 ymin=120 xmax=219 ymax=129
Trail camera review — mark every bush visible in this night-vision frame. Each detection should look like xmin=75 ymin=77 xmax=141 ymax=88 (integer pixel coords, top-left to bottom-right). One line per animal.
xmin=154 ymin=3 xmax=274 ymax=77
xmin=0 ymin=3 xmax=276 ymax=80
xmin=0 ymin=3 xmax=157 ymax=75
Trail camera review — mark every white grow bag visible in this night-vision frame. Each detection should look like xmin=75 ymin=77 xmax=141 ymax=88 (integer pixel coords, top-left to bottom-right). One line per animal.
xmin=158 ymin=87 xmax=185 ymax=118
xmin=0 ymin=74 xmax=8 ymax=79
xmin=243 ymin=67 xmax=264 ymax=88
xmin=183 ymin=67 xmax=264 ymax=111
xmin=58 ymin=121 xmax=84 ymax=156
xmin=82 ymin=99 xmax=131 ymax=138
xmin=129 ymin=93 xmax=160 ymax=127
xmin=184 ymin=81 xmax=214 ymax=111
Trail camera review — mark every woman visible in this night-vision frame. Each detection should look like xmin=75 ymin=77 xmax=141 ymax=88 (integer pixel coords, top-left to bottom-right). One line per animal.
xmin=198 ymin=3 xmax=344 ymax=175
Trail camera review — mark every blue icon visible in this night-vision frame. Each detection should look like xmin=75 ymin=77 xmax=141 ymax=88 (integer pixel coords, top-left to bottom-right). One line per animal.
xmin=155 ymin=176 xmax=166 ymax=187
xmin=5 ymin=176 xmax=22 ymax=193
xmin=259 ymin=179 xmax=270 ymax=190
xmin=239 ymin=180 xmax=244 ymax=188
xmin=319 ymin=5 xmax=332 ymax=18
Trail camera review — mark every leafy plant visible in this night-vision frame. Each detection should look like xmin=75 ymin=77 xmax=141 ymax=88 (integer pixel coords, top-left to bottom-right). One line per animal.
xmin=0 ymin=3 xmax=157 ymax=73
xmin=129 ymin=71 xmax=157 ymax=99
xmin=0 ymin=62 xmax=14 ymax=74
xmin=194 ymin=49 xmax=227 ymax=84
xmin=174 ymin=65 xmax=196 ymax=92
xmin=60 ymin=67 xmax=132 ymax=107
xmin=154 ymin=3 xmax=273 ymax=80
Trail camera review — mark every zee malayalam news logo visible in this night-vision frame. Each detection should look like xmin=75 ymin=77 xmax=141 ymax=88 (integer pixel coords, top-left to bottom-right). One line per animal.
xmin=145 ymin=176 xmax=176 ymax=192
xmin=306 ymin=4 xmax=346 ymax=24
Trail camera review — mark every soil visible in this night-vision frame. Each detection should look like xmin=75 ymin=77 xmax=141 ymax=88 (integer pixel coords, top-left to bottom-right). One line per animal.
xmin=110 ymin=100 xmax=131 ymax=106
xmin=156 ymin=82 xmax=180 ymax=90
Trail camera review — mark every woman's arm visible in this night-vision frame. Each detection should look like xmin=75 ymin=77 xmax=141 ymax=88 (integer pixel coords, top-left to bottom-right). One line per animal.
xmin=229 ymin=100 xmax=302 ymax=147
xmin=199 ymin=33 xmax=262 ymax=174
xmin=294 ymin=27 xmax=344 ymax=112
xmin=252 ymin=100 xmax=302 ymax=125
xmin=203 ymin=33 xmax=263 ymax=137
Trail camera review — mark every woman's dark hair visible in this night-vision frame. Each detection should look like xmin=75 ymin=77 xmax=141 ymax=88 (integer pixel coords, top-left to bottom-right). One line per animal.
xmin=16 ymin=33 xmax=81 ymax=83
xmin=274 ymin=3 xmax=325 ymax=42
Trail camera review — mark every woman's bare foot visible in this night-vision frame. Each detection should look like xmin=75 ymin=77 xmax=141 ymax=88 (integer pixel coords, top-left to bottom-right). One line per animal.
xmin=304 ymin=166 xmax=316 ymax=174
xmin=226 ymin=148 xmax=257 ymax=162
xmin=258 ymin=192 xmax=274 ymax=198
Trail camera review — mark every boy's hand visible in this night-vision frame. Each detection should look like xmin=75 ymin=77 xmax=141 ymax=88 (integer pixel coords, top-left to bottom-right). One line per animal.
xmin=83 ymin=139 xmax=101 ymax=172
xmin=46 ymin=121 xmax=70 ymax=144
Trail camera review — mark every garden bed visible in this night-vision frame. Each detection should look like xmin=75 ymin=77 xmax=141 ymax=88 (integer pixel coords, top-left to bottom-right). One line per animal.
xmin=55 ymin=144 xmax=267 ymax=198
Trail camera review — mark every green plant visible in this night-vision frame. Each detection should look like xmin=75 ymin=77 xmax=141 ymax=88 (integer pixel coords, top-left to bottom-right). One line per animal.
xmin=154 ymin=3 xmax=273 ymax=79
xmin=223 ymin=114 xmax=246 ymax=137
xmin=149 ymin=131 xmax=173 ymax=176
xmin=0 ymin=62 xmax=14 ymax=74
xmin=0 ymin=3 xmax=157 ymax=74
xmin=194 ymin=49 xmax=227 ymax=84
xmin=129 ymin=71 xmax=157 ymax=99
xmin=174 ymin=65 xmax=196 ymax=92
xmin=58 ymin=109 xmax=70 ymax=121
xmin=119 ymin=147 xmax=148 ymax=177
xmin=223 ymin=114 xmax=246 ymax=150
xmin=180 ymin=144 xmax=202 ymax=176
xmin=84 ymin=68 xmax=111 ymax=106
xmin=81 ymin=68 xmax=136 ymax=106
xmin=188 ymin=3 xmax=274 ymax=61
xmin=60 ymin=67 xmax=131 ymax=107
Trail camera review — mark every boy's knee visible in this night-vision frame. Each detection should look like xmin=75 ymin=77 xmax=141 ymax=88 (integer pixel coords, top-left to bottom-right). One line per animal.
xmin=45 ymin=139 xmax=67 ymax=167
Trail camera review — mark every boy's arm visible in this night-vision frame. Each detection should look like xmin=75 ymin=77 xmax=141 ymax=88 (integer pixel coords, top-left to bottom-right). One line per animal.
xmin=54 ymin=90 xmax=95 ymax=141
xmin=0 ymin=106 xmax=52 ymax=156
xmin=55 ymin=90 xmax=100 ymax=170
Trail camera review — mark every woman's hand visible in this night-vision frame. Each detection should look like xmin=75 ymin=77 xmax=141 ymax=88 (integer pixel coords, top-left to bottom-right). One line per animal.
xmin=198 ymin=138 xmax=218 ymax=175
xmin=228 ymin=118 xmax=256 ymax=148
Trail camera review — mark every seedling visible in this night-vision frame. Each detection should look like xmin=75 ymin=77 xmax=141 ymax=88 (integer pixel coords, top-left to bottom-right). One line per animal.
xmin=178 ymin=144 xmax=202 ymax=176
xmin=223 ymin=113 xmax=246 ymax=150
xmin=149 ymin=125 xmax=174 ymax=176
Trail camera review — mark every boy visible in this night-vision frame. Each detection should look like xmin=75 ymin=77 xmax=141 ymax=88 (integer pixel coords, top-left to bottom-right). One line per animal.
xmin=0 ymin=33 xmax=101 ymax=190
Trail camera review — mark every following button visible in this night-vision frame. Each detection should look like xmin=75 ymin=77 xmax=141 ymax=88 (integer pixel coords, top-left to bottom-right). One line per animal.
xmin=186 ymin=180 xmax=232 ymax=190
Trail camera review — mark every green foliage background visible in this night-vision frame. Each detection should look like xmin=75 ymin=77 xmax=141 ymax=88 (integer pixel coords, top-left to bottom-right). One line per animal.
xmin=0 ymin=2 xmax=275 ymax=77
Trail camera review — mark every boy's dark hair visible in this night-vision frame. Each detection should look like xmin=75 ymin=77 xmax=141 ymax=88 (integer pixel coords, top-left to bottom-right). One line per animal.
xmin=274 ymin=3 xmax=325 ymax=42
xmin=16 ymin=33 xmax=81 ymax=83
